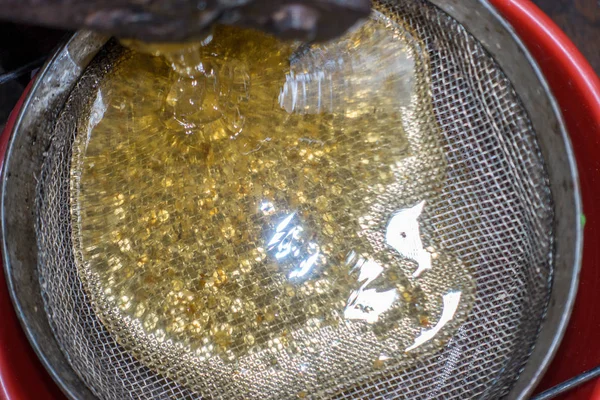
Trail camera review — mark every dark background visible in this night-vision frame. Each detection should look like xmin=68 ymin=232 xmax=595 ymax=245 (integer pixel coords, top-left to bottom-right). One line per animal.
xmin=532 ymin=0 xmax=600 ymax=75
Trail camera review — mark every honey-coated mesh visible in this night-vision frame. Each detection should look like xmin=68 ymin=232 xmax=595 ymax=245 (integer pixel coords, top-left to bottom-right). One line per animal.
xmin=35 ymin=0 xmax=554 ymax=399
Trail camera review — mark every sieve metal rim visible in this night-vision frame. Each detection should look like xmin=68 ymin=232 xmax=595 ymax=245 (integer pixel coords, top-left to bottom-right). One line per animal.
xmin=0 ymin=1 xmax=582 ymax=399
xmin=1 ymin=30 xmax=107 ymax=400
xmin=438 ymin=1 xmax=583 ymax=397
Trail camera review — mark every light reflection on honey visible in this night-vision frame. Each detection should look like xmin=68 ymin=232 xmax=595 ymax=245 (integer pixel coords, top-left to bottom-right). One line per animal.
xmin=71 ymin=11 xmax=475 ymax=397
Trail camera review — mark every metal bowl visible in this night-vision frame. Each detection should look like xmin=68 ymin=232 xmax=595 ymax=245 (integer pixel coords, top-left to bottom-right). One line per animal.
xmin=0 ymin=0 xmax=582 ymax=398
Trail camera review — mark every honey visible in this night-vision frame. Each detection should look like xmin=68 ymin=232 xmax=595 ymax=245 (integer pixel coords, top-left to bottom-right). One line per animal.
xmin=71 ymin=11 xmax=475 ymax=397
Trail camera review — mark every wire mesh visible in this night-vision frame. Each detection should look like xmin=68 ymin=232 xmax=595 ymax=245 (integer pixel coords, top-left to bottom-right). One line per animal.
xmin=35 ymin=0 xmax=554 ymax=398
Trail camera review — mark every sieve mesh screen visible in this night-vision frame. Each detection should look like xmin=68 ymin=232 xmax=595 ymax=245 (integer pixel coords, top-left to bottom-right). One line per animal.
xmin=35 ymin=0 xmax=553 ymax=399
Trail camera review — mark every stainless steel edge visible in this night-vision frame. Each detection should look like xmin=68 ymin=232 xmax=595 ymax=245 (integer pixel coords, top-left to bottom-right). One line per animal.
xmin=428 ymin=1 xmax=583 ymax=399
xmin=1 ymin=31 xmax=109 ymax=400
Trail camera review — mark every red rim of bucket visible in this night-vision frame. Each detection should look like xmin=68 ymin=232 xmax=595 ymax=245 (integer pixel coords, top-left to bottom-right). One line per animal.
xmin=1 ymin=1 xmax=600 ymax=398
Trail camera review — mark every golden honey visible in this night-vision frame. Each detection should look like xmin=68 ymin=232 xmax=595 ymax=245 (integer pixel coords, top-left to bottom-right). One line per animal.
xmin=71 ymin=11 xmax=475 ymax=397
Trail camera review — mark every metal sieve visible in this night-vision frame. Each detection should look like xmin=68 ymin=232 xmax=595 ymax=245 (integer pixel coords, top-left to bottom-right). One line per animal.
xmin=1 ymin=0 xmax=582 ymax=399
